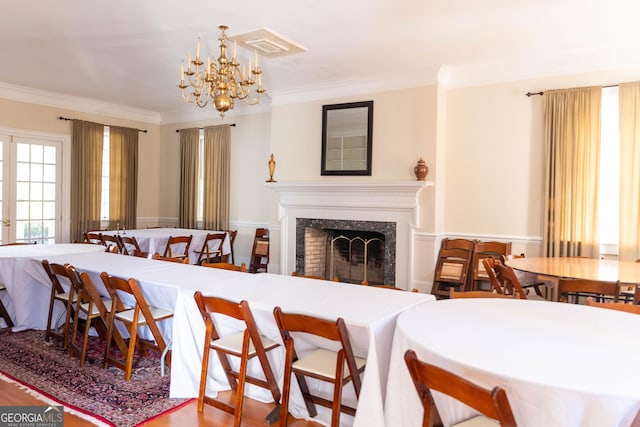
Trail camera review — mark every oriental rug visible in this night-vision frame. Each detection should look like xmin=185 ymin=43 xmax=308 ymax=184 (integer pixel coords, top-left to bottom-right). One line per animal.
xmin=0 ymin=329 xmax=192 ymax=426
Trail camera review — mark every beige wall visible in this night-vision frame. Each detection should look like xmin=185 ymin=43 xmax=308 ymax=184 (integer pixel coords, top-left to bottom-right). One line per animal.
xmin=4 ymin=65 xmax=640 ymax=286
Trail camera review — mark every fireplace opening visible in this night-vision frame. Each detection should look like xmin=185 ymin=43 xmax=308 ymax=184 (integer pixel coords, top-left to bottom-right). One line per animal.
xmin=296 ymin=218 xmax=396 ymax=285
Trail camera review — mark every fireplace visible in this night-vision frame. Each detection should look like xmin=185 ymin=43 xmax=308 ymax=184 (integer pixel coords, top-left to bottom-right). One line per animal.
xmin=296 ymin=218 xmax=396 ymax=285
xmin=266 ymin=181 xmax=430 ymax=290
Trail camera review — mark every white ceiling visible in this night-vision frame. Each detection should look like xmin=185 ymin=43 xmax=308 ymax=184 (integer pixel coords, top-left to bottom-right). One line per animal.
xmin=2 ymin=0 xmax=640 ymax=122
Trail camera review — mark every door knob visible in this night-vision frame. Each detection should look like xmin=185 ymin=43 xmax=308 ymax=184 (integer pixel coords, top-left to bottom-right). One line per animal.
xmin=2 ymin=219 xmax=10 ymax=226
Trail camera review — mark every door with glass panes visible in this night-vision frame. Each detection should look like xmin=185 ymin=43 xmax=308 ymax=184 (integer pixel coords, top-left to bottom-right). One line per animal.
xmin=0 ymin=133 xmax=62 ymax=244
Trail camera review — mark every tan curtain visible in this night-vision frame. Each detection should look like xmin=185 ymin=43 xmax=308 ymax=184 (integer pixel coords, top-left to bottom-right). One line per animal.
xmin=70 ymin=120 xmax=104 ymax=242
xmin=109 ymin=126 xmax=138 ymax=230
xmin=179 ymin=128 xmax=200 ymax=228
xmin=543 ymin=87 xmax=601 ymax=257
xmin=202 ymin=125 xmax=230 ymax=230
xmin=619 ymin=82 xmax=640 ymax=261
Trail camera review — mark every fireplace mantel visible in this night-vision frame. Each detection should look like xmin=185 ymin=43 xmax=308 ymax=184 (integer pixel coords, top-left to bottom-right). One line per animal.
xmin=265 ymin=181 xmax=431 ymax=210
xmin=266 ymin=181 xmax=432 ymax=289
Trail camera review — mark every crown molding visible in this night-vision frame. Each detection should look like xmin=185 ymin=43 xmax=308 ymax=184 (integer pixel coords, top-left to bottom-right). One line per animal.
xmin=444 ymin=43 xmax=640 ymax=89
xmin=0 ymin=82 xmax=163 ymax=124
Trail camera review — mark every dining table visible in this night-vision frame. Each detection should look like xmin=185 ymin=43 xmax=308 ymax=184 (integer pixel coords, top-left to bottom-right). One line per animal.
xmin=507 ymin=256 xmax=640 ymax=301
xmin=506 ymin=256 xmax=640 ymax=283
xmin=384 ymin=298 xmax=640 ymax=427
xmin=98 ymin=227 xmax=231 ymax=264
xmin=25 ymin=249 xmax=434 ymax=427
xmin=0 ymin=243 xmax=106 ymax=331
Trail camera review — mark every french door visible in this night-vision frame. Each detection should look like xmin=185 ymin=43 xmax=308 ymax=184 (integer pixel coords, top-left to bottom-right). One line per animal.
xmin=0 ymin=132 xmax=63 ymax=244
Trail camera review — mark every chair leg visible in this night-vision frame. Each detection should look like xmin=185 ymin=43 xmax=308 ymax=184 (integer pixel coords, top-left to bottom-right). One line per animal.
xmin=0 ymin=296 xmax=13 ymax=329
xmin=233 ymin=339 xmax=251 ymax=427
xmin=124 ymin=325 xmax=138 ymax=381
xmin=331 ymin=363 xmax=344 ymax=427
xmin=197 ymin=337 xmax=212 ymax=413
xmin=80 ymin=315 xmax=94 ymax=368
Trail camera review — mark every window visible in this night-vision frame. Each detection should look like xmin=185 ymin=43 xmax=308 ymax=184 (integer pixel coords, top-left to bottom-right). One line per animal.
xmin=100 ymin=126 xmax=109 ymax=221
xmin=599 ymin=87 xmax=620 ymax=256
xmin=197 ymin=129 xmax=204 ymax=223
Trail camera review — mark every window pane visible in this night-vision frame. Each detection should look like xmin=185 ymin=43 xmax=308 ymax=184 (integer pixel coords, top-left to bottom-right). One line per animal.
xmin=43 ymin=183 xmax=55 ymax=200
xmin=16 ymin=162 xmax=29 ymax=181
xmin=16 ymin=201 xmax=29 ymax=219
xmin=16 ymin=182 xmax=29 ymax=200
xmin=30 ymin=144 xmax=43 ymax=163
xmin=30 ymin=182 xmax=43 ymax=200
xmin=15 ymin=221 xmax=27 ymax=239
xmin=30 ymin=163 xmax=43 ymax=182
xmin=43 ymin=164 xmax=55 ymax=182
xmin=16 ymin=143 xmax=29 ymax=162
xmin=43 ymin=202 xmax=55 ymax=219
xmin=599 ymin=86 xmax=620 ymax=247
xmin=43 ymin=146 xmax=56 ymax=163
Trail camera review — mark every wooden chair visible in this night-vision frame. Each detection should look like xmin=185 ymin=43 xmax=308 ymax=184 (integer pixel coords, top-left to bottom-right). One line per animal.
xmin=223 ymin=229 xmax=238 ymax=264
xmin=117 ymin=235 xmax=143 ymax=256
xmin=65 ymin=265 xmax=127 ymax=367
xmin=481 ymin=257 xmax=505 ymax=294
xmin=585 ymin=296 xmax=640 ymax=314
xmin=430 ymin=247 xmax=474 ymax=299
xmin=101 ymin=273 xmax=173 ymax=380
xmin=193 ymin=291 xmax=281 ymax=427
xmin=471 ymin=241 xmax=511 ymax=291
xmin=273 ymin=306 xmax=366 ymax=427
xmin=201 ymin=261 xmax=247 ymax=272
xmin=493 ymin=261 xmax=545 ymax=300
xmin=508 ymin=253 xmax=546 ymax=297
xmin=83 ymin=231 xmax=103 ymax=245
xmin=292 ymin=272 xmax=339 ymax=282
xmin=100 ymin=234 xmax=121 ymax=253
xmin=449 ymin=288 xmax=513 ymax=299
xmin=557 ymin=278 xmax=621 ymax=304
xmin=0 ymin=283 xmax=13 ymax=329
xmin=249 ymin=228 xmax=270 ymax=273
xmin=42 ymin=260 xmax=78 ymax=349
xmin=152 ymin=253 xmax=190 ymax=264
xmin=404 ymin=350 xmax=517 ymax=427
xmin=162 ymin=235 xmax=193 ymax=262
xmin=0 ymin=242 xmax=37 ymax=328
xmin=194 ymin=232 xmax=227 ymax=265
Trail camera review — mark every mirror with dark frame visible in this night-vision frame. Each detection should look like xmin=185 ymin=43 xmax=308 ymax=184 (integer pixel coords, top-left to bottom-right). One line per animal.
xmin=321 ymin=100 xmax=373 ymax=176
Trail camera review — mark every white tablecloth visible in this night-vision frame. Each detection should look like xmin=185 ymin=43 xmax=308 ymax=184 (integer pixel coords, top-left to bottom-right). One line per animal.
xmin=99 ymin=228 xmax=231 ymax=264
xmin=0 ymin=243 xmax=106 ymax=331
xmin=384 ymin=299 xmax=640 ymax=427
xmin=37 ymin=250 xmax=434 ymax=427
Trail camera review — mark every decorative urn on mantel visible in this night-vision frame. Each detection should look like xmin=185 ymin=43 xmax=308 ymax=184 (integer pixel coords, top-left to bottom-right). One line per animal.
xmin=414 ymin=158 xmax=429 ymax=181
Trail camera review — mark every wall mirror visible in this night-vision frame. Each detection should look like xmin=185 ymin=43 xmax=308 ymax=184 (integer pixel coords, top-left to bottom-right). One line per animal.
xmin=321 ymin=100 xmax=373 ymax=176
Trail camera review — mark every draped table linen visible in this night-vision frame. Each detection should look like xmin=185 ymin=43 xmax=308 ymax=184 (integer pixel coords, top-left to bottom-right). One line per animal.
xmin=29 ymin=250 xmax=433 ymax=427
xmin=0 ymin=243 xmax=106 ymax=331
xmin=99 ymin=228 xmax=231 ymax=264
xmin=384 ymin=298 xmax=640 ymax=427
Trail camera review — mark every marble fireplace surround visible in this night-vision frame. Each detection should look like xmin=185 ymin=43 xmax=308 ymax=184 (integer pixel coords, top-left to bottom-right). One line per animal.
xmin=266 ymin=181 xmax=430 ymax=290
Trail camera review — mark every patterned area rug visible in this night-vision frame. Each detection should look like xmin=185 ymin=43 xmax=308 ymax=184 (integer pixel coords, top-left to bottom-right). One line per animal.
xmin=0 ymin=329 xmax=191 ymax=426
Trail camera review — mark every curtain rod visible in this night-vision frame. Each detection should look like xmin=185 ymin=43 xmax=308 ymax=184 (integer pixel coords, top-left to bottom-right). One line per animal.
xmin=526 ymin=84 xmax=620 ymax=97
xmin=58 ymin=116 xmax=148 ymax=133
xmin=175 ymin=124 xmax=236 ymax=133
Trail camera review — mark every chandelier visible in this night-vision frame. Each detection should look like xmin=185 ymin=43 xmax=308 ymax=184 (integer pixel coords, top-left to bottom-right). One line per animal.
xmin=178 ymin=25 xmax=265 ymax=118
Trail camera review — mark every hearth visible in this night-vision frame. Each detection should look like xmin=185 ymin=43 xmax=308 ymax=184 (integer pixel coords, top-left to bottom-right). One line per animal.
xmin=296 ymin=218 xmax=396 ymax=285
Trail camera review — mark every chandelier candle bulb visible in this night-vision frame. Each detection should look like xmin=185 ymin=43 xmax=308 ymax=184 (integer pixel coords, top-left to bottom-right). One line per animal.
xmin=178 ymin=24 xmax=266 ymax=118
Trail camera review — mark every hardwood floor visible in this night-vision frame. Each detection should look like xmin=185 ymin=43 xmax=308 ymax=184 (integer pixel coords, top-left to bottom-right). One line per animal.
xmin=0 ymin=380 xmax=320 ymax=427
